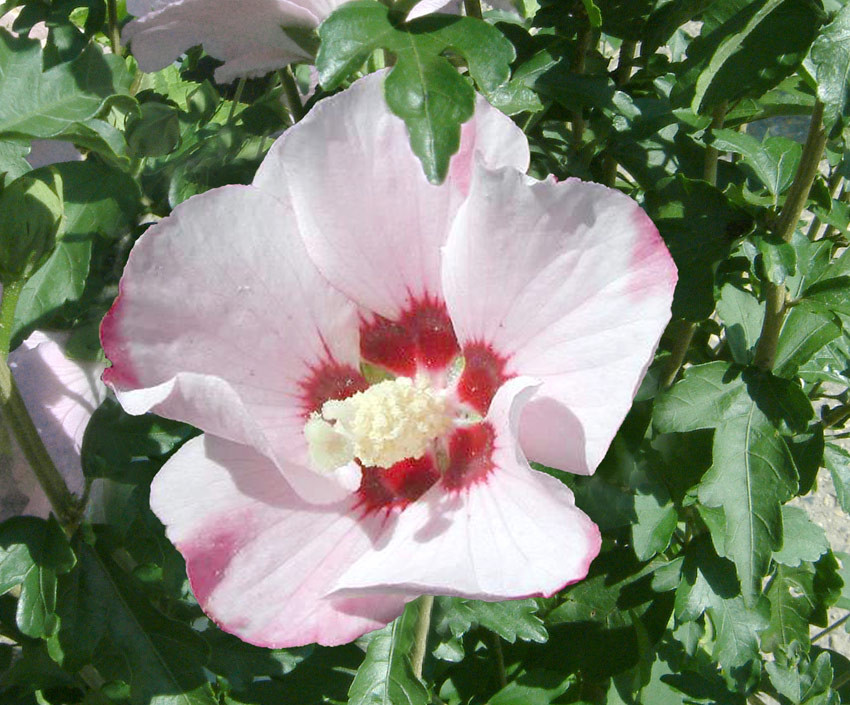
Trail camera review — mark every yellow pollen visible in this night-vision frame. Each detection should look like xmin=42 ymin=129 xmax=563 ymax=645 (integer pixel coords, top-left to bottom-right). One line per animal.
xmin=305 ymin=376 xmax=452 ymax=471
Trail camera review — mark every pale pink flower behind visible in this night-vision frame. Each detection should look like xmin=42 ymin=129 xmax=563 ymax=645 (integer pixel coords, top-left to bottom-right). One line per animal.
xmin=122 ymin=0 xmax=469 ymax=84
xmin=101 ymin=73 xmax=677 ymax=648
xmin=2 ymin=332 xmax=107 ymax=521
xmin=122 ymin=0 xmax=334 ymax=84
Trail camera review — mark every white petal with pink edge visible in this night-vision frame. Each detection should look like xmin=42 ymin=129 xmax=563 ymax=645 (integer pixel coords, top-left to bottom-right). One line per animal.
xmin=150 ymin=435 xmax=408 ymax=647
xmin=253 ymin=72 xmax=529 ymax=320
xmin=442 ymin=165 xmax=676 ymax=475
xmin=122 ymin=0 xmax=320 ymax=83
xmin=100 ymin=184 xmax=361 ymax=503
xmin=332 ymin=377 xmax=601 ymax=600
xmin=3 ymin=332 xmax=106 ymax=520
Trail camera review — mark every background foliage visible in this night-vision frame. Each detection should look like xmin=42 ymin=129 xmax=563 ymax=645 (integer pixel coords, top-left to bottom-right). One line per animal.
xmin=1 ymin=0 xmax=850 ymax=703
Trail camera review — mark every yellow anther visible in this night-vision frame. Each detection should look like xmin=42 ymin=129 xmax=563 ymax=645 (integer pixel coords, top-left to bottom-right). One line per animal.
xmin=304 ymin=376 xmax=452 ymax=471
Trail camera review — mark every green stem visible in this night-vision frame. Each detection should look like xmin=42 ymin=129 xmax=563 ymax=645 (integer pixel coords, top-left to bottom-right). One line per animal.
xmin=753 ymin=101 xmax=827 ymax=371
xmin=280 ymin=67 xmax=306 ymax=123
xmin=570 ymin=23 xmax=593 ymax=147
xmin=0 ymin=278 xmax=23 ymax=359
xmin=703 ymin=101 xmax=728 ymax=185
xmin=0 ymin=356 xmax=80 ymax=529
xmin=657 ymin=104 xmax=727 ymax=388
xmin=411 ymin=595 xmax=434 ymax=679
xmin=227 ymin=77 xmax=247 ymax=123
xmin=463 ymin=0 xmax=483 ymax=19
xmin=811 ymin=612 xmax=850 ymax=643
xmin=489 ymin=632 xmax=507 ymax=689
xmin=106 ymin=0 xmax=122 ymax=55
xmin=601 ymin=39 xmax=637 ymax=186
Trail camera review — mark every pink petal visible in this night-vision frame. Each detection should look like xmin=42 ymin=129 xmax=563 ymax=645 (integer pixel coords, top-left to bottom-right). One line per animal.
xmin=2 ymin=332 xmax=106 ymax=520
xmin=442 ymin=165 xmax=676 ymax=475
xmin=253 ymin=71 xmax=529 ymax=321
xmin=100 ymin=185 xmax=361 ymax=503
xmin=122 ymin=0 xmax=322 ymax=83
xmin=150 ymin=435 xmax=408 ymax=647
xmin=334 ymin=377 xmax=601 ymax=599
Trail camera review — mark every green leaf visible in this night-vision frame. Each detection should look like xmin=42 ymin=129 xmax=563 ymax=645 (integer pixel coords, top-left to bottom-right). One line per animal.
xmin=0 ymin=516 xmax=75 ymax=638
xmin=757 ymin=235 xmax=798 ymax=286
xmin=803 ymin=276 xmax=850 ymax=316
xmin=51 ymin=538 xmax=216 ymax=705
xmin=12 ymin=160 xmax=141 ymax=338
xmin=773 ymin=506 xmax=829 ymax=567
xmin=463 ymin=600 xmax=548 ymax=644
xmin=767 ymin=651 xmax=834 ymax=704
xmin=709 ymin=128 xmax=801 ymax=203
xmin=631 ymin=484 xmax=678 ymax=561
xmin=824 ymin=443 xmax=850 ymax=514
xmin=0 ymin=30 xmax=130 ymax=139
xmin=645 ymin=176 xmax=751 ymax=320
xmin=81 ymin=398 xmax=197 ymax=483
xmin=674 ymin=538 xmax=739 ymax=623
xmin=707 ymin=593 xmax=771 ymax=669
xmin=203 ymin=628 xmax=311 ymax=690
xmin=580 ymin=0 xmax=602 ymax=27
xmin=774 ymin=303 xmax=842 ymax=379
xmin=317 ymin=2 xmax=514 ymax=182
xmin=347 ymin=599 xmax=429 ymax=705
xmin=543 ymin=548 xmax=673 ymax=679
xmin=717 ymin=283 xmax=764 ymax=365
xmin=673 ymin=0 xmax=823 ymax=113
xmin=127 ymin=102 xmax=181 ymax=158
xmin=0 ymin=138 xmax=30 ymax=183
xmin=489 ymin=670 xmax=575 ymax=705
xmin=656 ymin=363 xmax=808 ymax=601
xmin=0 ymin=169 xmax=63 ymax=285
xmin=810 ymin=1 xmax=850 ymax=130
xmin=762 ymin=563 xmax=819 ymax=652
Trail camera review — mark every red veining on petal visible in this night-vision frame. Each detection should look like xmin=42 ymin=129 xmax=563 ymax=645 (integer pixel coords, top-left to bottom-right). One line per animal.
xmin=456 ymin=342 xmax=511 ymax=415
xmin=298 ymin=362 xmax=368 ymax=416
xmin=360 ymin=298 xmax=459 ymax=377
xmin=100 ymin=287 xmax=140 ymax=389
xmin=442 ymin=422 xmax=495 ymax=491
xmin=355 ymin=455 xmax=440 ymax=514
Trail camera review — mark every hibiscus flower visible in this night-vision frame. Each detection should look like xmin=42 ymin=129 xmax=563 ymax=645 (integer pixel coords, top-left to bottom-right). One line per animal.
xmin=122 ymin=0 xmax=480 ymax=84
xmin=100 ymin=73 xmax=676 ymax=647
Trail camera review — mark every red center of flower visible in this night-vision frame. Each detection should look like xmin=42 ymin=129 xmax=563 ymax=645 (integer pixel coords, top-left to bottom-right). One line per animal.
xmin=360 ymin=298 xmax=459 ymax=377
xmin=355 ymin=455 xmax=442 ymax=513
xmin=298 ymin=362 xmax=369 ymax=416
xmin=456 ymin=342 xmax=511 ymax=415
xmin=302 ymin=300 xmax=510 ymax=515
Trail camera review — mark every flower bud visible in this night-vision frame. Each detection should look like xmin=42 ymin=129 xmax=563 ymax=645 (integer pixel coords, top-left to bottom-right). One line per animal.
xmin=0 ymin=170 xmax=63 ymax=285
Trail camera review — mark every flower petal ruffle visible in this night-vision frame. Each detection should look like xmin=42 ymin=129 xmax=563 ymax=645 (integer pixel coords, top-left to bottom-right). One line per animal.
xmin=253 ymin=72 xmax=529 ymax=321
xmin=332 ymin=377 xmax=601 ymax=599
xmin=442 ymin=165 xmax=677 ymax=475
xmin=150 ymin=435 xmax=408 ymax=647
xmin=100 ymin=184 xmax=361 ymax=502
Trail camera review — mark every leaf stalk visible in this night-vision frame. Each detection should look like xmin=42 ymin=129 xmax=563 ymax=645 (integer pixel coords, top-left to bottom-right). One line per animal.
xmin=753 ymin=101 xmax=827 ymax=371
xmin=411 ymin=594 xmax=434 ymax=679
xmin=280 ymin=67 xmax=306 ymax=123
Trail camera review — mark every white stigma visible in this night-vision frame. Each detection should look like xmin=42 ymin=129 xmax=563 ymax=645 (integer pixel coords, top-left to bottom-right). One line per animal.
xmin=305 ymin=376 xmax=452 ymax=471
